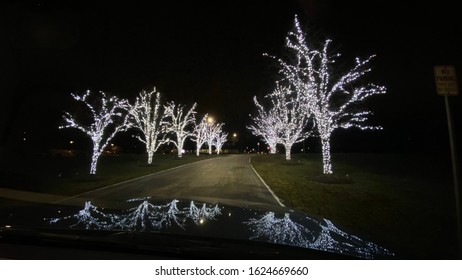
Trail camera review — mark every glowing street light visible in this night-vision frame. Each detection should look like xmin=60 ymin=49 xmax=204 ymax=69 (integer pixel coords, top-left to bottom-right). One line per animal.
xmin=231 ymin=133 xmax=238 ymax=148
xmin=207 ymin=116 xmax=214 ymax=124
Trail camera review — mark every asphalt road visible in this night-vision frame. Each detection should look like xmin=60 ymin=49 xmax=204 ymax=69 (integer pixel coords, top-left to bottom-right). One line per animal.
xmin=59 ymin=155 xmax=281 ymax=207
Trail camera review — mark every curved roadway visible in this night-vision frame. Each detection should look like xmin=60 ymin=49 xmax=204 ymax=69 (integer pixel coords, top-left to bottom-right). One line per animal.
xmin=59 ymin=154 xmax=282 ymax=207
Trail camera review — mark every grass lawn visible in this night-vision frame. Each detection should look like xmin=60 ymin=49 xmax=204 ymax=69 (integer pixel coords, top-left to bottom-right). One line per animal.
xmin=0 ymin=152 xmax=220 ymax=196
xmin=251 ymin=152 xmax=458 ymax=259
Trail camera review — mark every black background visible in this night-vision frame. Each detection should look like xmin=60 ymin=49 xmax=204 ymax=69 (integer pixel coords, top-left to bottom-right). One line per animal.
xmin=1 ymin=0 xmax=460 ymax=154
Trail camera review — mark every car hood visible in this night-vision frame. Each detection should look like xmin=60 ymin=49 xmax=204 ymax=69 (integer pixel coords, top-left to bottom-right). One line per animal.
xmin=0 ymin=196 xmax=393 ymax=259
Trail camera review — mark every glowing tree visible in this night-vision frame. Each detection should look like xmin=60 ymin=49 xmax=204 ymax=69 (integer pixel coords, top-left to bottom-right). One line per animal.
xmin=247 ymin=96 xmax=280 ymax=154
xmin=248 ymin=84 xmax=310 ymax=159
xmin=205 ymin=121 xmax=223 ymax=154
xmin=192 ymin=114 xmax=209 ymax=156
xmin=127 ymin=88 xmax=168 ymax=164
xmin=268 ymin=84 xmax=311 ymax=160
xmin=271 ymin=16 xmax=386 ymax=173
xmin=213 ymin=130 xmax=228 ymax=155
xmin=60 ymin=90 xmax=130 ymax=175
xmin=163 ymin=102 xmax=197 ymax=158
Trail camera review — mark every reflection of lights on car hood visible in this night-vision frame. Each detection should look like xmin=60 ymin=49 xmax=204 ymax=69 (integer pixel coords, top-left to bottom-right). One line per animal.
xmin=43 ymin=198 xmax=393 ymax=259
xmin=48 ymin=199 xmax=221 ymax=230
xmin=245 ymin=212 xmax=392 ymax=259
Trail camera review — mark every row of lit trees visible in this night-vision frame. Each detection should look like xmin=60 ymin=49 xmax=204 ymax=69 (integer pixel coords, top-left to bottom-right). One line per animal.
xmin=60 ymin=88 xmax=227 ymax=174
xmin=248 ymin=16 xmax=386 ymax=174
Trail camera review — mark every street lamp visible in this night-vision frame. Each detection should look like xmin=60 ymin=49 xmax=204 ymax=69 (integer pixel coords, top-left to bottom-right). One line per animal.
xmin=231 ymin=133 xmax=238 ymax=150
xmin=257 ymin=142 xmax=260 ymax=153
xmin=207 ymin=116 xmax=214 ymax=124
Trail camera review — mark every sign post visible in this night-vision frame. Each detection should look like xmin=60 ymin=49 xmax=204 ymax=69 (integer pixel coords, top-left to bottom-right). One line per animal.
xmin=434 ymin=65 xmax=461 ymax=257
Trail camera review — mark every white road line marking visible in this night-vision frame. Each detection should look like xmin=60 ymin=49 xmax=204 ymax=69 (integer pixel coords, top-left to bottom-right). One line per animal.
xmin=248 ymin=157 xmax=285 ymax=207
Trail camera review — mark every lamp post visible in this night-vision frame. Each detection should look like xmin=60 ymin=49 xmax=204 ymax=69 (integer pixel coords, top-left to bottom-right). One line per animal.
xmin=207 ymin=116 xmax=214 ymax=155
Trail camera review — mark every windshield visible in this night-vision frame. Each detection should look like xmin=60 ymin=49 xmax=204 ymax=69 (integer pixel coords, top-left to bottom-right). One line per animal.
xmin=0 ymin=0 xmax=461 ymax=265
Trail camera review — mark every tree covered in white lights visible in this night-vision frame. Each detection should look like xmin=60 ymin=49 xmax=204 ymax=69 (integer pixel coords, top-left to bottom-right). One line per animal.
xmin=127 ymin=88 xmax=168 ymax=164
xmin=249 ymin=84 xmax=310 ymax=160
xmin=247 ymin=96 xmax=280 ymax=154
xmin=192 ymin=114 xmax=209 ymax=156
xmin=271 ymin=16 xmax=386 ymax=173
xmin=60 ymin=90 xmax=130 ymax=174
xmin=213 ymin=131 xmax=228 ymax=155
xmin=205 ymin=121 xmax=223 ymax=155
xmin=163 ymin=102 xmax=197 ymax=158
xmin=267 ymin=84 xmax=311 ymax=160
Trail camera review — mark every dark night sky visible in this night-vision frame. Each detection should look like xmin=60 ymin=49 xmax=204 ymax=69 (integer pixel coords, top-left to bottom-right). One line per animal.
xmin=0 ymin=0 xmax=461 ymax=153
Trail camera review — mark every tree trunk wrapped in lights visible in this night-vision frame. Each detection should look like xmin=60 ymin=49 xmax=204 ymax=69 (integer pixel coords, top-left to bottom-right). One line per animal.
xmin=163 ymin=102 xmax=197 ymax=158
xmin=214 ymin=131 xmax=228 ymax=155
xmin=205 ymin=122 xmax=223 ymax=155
xmin=268 ymin=84 xmax=311 ymax=160
xmin=249 ymin=84 xmax=311 ymax=160
xmin=127 ymin=88 xmax=168 ymax=164
xmin=247 ymin=96 xmax=280 ymax=155
xmin=192 ymin=114 xmax=210 ymax=156
xmin=60 ymin=90 xmax=130 ymax=175
xmin=269 ymin=15 xmax=386 ymax=173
